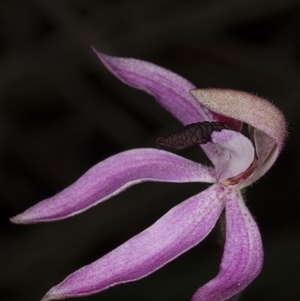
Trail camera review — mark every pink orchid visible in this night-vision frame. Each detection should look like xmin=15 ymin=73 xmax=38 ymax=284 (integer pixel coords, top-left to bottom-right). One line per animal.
xmin=11 ymin=47 xmax=286 ymax=301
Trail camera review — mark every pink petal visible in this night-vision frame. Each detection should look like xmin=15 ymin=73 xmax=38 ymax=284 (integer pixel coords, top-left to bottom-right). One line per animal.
xmin=192 ymin=187 xmax=263 ymax=301
xmin=92 ymin=47 xmax=208 ymax=125
xmin=209 ymin=130 xmax=255 ymax=183
xmin=10 ymin=149 xmax=215 ymax=224
xmin=40 ymin=184 xmax=225 ymax=301
xmin=92 ymin=49 xmax=242 ymax=163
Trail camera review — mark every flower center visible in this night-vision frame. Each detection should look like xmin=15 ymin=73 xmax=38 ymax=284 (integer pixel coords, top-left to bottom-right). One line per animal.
xmin=223 ymin=156 xmax=258 ymax=186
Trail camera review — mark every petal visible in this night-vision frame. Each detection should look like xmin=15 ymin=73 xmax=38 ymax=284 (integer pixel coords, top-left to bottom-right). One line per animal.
xmin=190 ymin=89 xmax=287 ymax=153
xmin=40 ymin=184 xmax=225 ymax=301
xmin=192 ymin=188 xmax=263 ymax=301
xmin=10 ymin=149 xmax=215 ymax=224
xmin=241 ymin=128 xmax=277 ymax=187
xmin=92 ymin=47 xmax=208 ymax=125
xmin=190 ymin=89 xmax=287 ymax=185
xmin=209 ymin=130 xmax=255 ymax=182
xmin=91 ymin=49 xmax=241 ymax=163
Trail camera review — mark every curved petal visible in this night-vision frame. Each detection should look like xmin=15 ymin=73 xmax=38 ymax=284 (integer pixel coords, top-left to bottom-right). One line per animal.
xmin=191 ymin=89 xmax=287 ymax=184
xmin=188 ymin=92 xmax=242 ymax=132
xmin=91 ymin=48 xmax=241 ymax=164
xmin=92 ymin=47 xmax=208 ymax=125
xmin=209 ymin=130 xmax=255 ymax=183
xmin=190 ymin=89 xmax=287 ymax=153
xmin=192 ymin=188 xmax=263 ymax=301
xmin=240 ymin=128 xmax=276 ymax=187
xmin=191 ymin=89 xmax=287 ymax=185
xmin=10 ymin=149 xmax=215 ymax=224
xmin=40 ymin=185 xmax=225 ymax=301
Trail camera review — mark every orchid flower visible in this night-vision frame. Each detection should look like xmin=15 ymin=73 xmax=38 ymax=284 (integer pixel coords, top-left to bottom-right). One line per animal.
xmin=11 ymin=47 xmax=286 ymax=301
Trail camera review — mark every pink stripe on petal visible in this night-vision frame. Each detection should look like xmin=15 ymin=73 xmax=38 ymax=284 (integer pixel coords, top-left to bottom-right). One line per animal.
xmin=40 ymin=184 xmax=225 ymax=301
xmin=10 ymin=149 xmax=215 ymax=224
xmin=192 ymin=188 xmax=263 ymax=301
xmin=92 ymin=47 xmax=212 ymax=125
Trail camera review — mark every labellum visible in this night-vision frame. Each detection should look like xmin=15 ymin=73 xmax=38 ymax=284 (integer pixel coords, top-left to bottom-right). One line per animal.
xmin=156 ymin=121 xmax=235 ymax=150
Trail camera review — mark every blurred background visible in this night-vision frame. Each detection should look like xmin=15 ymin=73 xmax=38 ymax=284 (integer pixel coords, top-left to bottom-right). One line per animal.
xmin=1 ymin=0 xmax=299 ymax=300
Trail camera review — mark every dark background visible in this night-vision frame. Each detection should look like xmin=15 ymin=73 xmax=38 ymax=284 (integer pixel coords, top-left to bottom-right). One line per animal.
xmin=1 ymin=0 xmax=299 ymax=300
